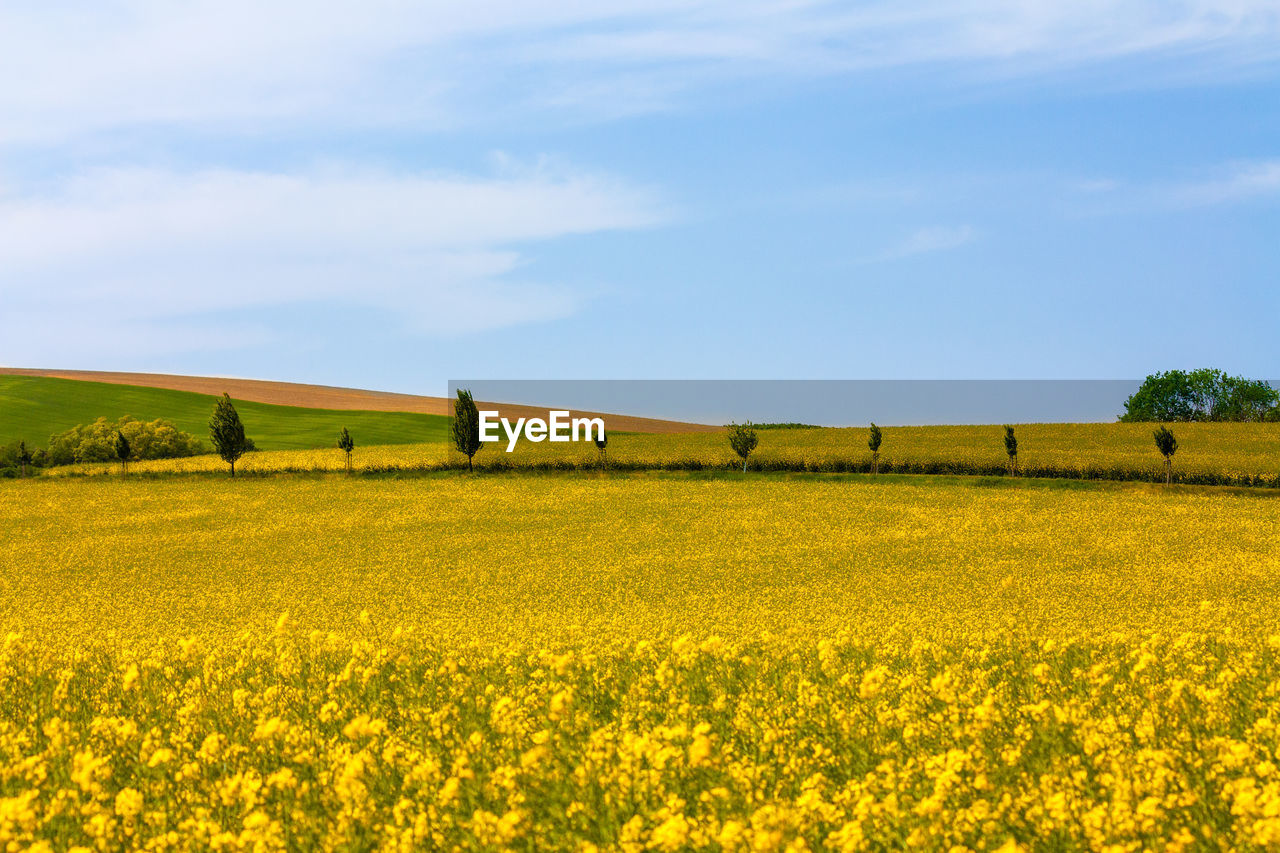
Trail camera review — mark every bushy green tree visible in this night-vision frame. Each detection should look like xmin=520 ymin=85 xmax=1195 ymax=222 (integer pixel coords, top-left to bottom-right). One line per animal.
xmin=114 ymin=431 xmax=131 ymax=474
xmin=338 ymin=427 xmax=355 ymax=473
xmin=47 ymin=416 xmax=203 ymax=466
xmin=209 ymin=393 xmax=249 ymax=477
xmin=868 ymin=423 xmax=882 ymax=475
xmin=1122 ymin=369 xmax=1279 ymax=422
xmin=1122 ymin=371 xmax=1195 ymax=422
xmin=0 ymin=441 xmax=46 ymax=475
xmin=1154 ymin=425 xmax=1178 ymax=485
xmin=727 ymin=421 xmax=759 ymax=473
xmin=1216 ymin=374 xmax=1280 ymax=421
xmin=1003 ymin=426 xmax=1018 ymax=476
xmin=452 ymin=389 xmax=481 ymax=472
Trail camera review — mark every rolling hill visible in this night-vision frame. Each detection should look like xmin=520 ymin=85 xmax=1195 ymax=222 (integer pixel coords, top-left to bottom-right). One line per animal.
xmin=0 ymin=369 xmax=718 ymax=452
xmin=0 ymin=375 xmax=450 ymax=450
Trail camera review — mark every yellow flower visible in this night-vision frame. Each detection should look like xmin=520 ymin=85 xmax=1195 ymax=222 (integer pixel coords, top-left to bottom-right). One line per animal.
xmin=342 ymin=714 xmax=387 ymax=740
xmin=114 ymin=787 xmax=144 ymax=818
xmin=648 ymin=814 xmax=690 ymax=851
xmin=147 ymin=748 xmax=174 ymax=767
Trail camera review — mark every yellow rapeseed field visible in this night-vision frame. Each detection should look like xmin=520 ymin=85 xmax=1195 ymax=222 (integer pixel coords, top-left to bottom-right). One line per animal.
xmin=49 ymin=422 xmax=1280 ymax=486
xmin=1 ymin=474 xmax=1279 ymax=850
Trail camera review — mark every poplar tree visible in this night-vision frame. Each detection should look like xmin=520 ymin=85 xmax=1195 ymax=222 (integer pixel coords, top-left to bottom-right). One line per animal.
xmin=114 ymin=430 xmax=131 ymax=474
xmin=868 ymin=423 xmax=882 ymax=475
xmin=1003 ymin=426 xmax=1018 ymax=476
xmin=209 ymin=393 xmax=248 ymax=477
xmin=1154 ymin=425 xmax=1178 ymax=485
xmin=338 ymin=427 xmax=355 ymax=474
xmin=452 ymin=389 xmax=482 ymax=472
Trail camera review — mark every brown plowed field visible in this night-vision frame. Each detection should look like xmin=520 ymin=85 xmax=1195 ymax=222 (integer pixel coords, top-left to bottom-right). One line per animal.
xmin=0 ymin=368 xmax=719 ymax=434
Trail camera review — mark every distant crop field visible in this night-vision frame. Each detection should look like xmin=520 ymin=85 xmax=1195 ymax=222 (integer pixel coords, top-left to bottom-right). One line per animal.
xmin=0 ymin=375 xmax=450 ymax=450
xmin=2 ymin=475 xmax=1279 ymax=849
xmin=51 ymin=421 xmax=1280 ymax=486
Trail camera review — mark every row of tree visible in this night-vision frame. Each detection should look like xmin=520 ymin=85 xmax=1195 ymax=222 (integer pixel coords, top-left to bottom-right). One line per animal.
xmin=724 ymin=421 xmax=1185 ymax=484
xmin=0 ymin=382 xmax=1246 ymax=480
xmin=3 ymin=393 xmax=362 ymax=478
xmin=448 ymin=387 xmax=1188 ymax=483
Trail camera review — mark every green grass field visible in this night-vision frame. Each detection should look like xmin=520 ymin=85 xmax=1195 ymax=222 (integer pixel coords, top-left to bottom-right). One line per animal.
xmin=0 ymin=375 xmax=449 ymax=451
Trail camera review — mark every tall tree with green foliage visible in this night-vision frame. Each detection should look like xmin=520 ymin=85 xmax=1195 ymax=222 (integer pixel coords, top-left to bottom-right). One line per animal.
xmin=114 ymin=430 xmax=131 ymax=474
xmin=868 ymin=423 xmax=882 ymax=475
xmin=727 ymin=421 xmax=759 ymax=473
xmin=1122 ymin=369 xmax=1279 ymax=422
xmin=595 ymin=428 xmax=608 ymax=472
xmin=452 ymin=389 xmax=482 ymax=472
xmin=338 ymin=427 xmax=355 ymax=474
xmin=209 ymin=393 xmax=249 ymax=477
xmin=1153 ymin=425 xmax=1178 ymax=485
xmin=1003 ymin=426 xmax=1018 ymax=476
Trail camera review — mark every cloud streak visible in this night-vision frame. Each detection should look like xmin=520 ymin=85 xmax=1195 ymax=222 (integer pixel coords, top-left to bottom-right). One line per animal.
xmin=0 ymin=163 xmax=667 ymax=359
xmin=1167 ymin=160 xmax=1280 ymax=206
xmin=881 ymin=225 xmax=977 ymax=260
xmin=1 ymin=1 xmax=1277 ymax=144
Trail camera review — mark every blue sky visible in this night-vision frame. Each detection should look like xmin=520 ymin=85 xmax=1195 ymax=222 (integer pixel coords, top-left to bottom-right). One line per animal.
xmin=1 ymin=2 xmax=1277 ymax=395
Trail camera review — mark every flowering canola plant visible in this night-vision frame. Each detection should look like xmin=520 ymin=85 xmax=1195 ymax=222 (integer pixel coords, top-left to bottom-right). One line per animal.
xmin=1 ymin=475 xmax=1279 ymax=850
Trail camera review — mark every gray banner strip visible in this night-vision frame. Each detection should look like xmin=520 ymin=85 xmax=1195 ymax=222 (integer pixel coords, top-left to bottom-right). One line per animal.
xmin=440 ymin=380 xmax=1269 ymax=426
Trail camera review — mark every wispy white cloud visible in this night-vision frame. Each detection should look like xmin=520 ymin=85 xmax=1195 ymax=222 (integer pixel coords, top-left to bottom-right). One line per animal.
xmin=0 ymin=1 xmax=1277 ymax=144
xmin=1167 ymin=160 xmax=1280 ymax=206
xmin=0 ymin=163 xmax=667 ymax=359
xmin=1064 ymin=159 xmax=1280 ymax=213
xmin=881 ymin=225 xmax=977 ymax=260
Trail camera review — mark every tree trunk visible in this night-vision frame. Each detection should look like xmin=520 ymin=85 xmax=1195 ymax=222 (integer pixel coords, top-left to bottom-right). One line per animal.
xmin=1166 ymin=457 xmax=1171 ymax=485
xmin=230 ymin=460 xmax=235 ymax=478
xmin=742 ymin=457 xmax=747 ymax=473
xmin=468 ymin=454 xmax=473 ymax=473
